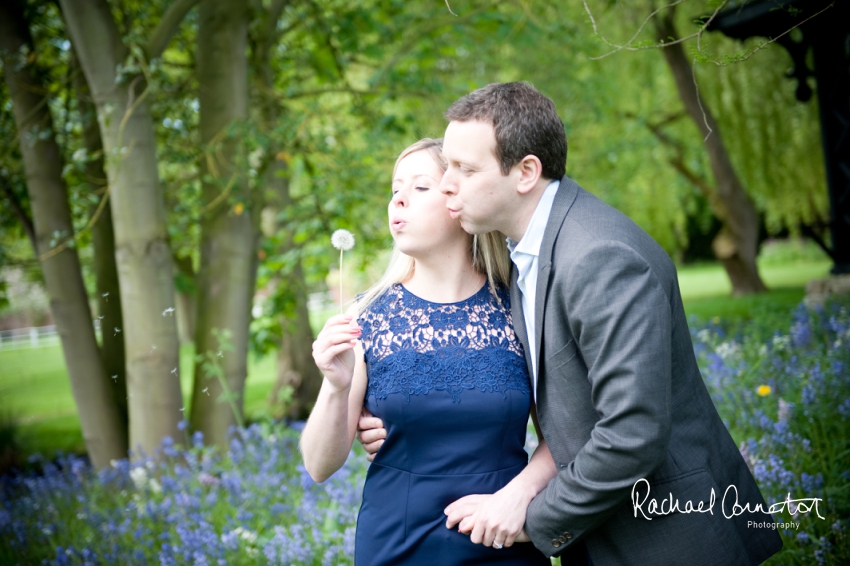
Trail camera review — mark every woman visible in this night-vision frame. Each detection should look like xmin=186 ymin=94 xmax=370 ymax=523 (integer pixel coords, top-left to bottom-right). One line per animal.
xmin=300 ymin=139 xmax=555 ymax=565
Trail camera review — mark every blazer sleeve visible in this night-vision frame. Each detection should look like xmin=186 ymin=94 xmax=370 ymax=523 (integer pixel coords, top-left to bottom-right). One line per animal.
xmin=525 ymin=240 xmax=673 ymax=556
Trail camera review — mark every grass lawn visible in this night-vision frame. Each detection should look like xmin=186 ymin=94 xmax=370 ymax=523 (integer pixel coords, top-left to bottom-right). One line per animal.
xmin=0 ymin=256 xmax=835 ymax=460
xmin=0 ymin=343 xmax=278 ymax=458
xmin=679 ymin=258 xmax=832 ymax=321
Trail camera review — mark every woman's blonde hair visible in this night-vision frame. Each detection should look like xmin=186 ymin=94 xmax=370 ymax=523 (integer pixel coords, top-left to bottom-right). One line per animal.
xmin=357 ymin=138 xmax=512 ymax=313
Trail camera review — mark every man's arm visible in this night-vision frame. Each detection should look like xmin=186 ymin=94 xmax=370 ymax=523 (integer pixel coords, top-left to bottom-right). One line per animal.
xmin=525 ymin=241 xmax=673 ymax=555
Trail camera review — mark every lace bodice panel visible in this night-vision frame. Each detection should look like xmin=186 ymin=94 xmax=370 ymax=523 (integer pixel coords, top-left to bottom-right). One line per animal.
xmin=358 ymin=283 xmax=529 ymax=403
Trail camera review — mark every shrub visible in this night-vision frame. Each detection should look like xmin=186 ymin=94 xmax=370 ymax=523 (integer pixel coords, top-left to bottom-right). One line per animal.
xmin=692 ymin=296 xmax=850 ymax=565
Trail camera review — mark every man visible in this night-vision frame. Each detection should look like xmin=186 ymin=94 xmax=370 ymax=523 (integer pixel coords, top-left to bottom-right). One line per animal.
xmin=358 ymin=82 xmax=782 ymax=565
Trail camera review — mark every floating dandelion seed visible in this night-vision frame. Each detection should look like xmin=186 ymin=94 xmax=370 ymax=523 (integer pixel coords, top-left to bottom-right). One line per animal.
xmin=162 ymin=307 xmax=175 ymax=317
xmin=111 ymin=375 xmax=118 ymax=381
xmin=114 ymin=327 xmax=121 ymax=336
xmin=102 ymin=292 xmax=109 ymax=302
xmin=98 ymin=315 xmax=104 ymax=320
xmin=179 ymin=407 xmax=185 ymax=413
xmin=171 ymin=367 xmax=178 ymax=375
xmin=203 ymin=387 xmax=209 ymax=396
xmin=331 ymin=229 xmax=355 ymax=314
xmin=217 ymin=350 xmax=223 ymax=357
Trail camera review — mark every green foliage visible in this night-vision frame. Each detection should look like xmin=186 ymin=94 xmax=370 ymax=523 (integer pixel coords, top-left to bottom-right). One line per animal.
xmin=3 ymin=0 xmax=831 ymax=321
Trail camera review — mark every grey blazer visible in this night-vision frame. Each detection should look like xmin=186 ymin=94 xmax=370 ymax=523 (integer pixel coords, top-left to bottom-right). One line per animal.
xmin=516 ymin=177 xmax=783 ymax=565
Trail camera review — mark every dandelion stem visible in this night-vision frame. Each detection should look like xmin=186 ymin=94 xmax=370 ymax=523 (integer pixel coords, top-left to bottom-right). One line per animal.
xmin=339 ymin=249 xmax=344 ymax=314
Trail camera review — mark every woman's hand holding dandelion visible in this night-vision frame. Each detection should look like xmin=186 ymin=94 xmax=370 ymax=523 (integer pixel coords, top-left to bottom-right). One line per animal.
xmin=312 ymin=314 xmax=361 ymax=393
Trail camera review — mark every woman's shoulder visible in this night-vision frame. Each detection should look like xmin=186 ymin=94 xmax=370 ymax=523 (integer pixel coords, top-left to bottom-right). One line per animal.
xmin=479 ymin=281 xmax=511 ymax=312
xmin=356 ymin=283 xmax=403 ymax=320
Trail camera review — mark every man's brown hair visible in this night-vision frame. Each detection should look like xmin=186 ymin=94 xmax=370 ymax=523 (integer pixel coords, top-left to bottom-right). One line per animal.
xmin=444 ymin=82 xmax=567 ymax=181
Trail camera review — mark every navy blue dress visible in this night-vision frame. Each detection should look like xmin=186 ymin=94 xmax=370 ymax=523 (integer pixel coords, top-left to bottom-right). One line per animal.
xmin=354 ymin=283 xmax=549 ymax=565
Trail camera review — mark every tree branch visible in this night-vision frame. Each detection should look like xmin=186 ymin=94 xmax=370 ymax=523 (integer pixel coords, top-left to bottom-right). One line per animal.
xmin=633 ymin=111 xmax=727 ymax=218
xmin=582 ymin=0 xmax=729 ymax=60
xmin=145 ymin=0 xmax=201 ymax=60
xmin=801 ymin=224 xmax=835 ymax=260
xmin=281 ymin=86 xmax=429 ymax=99
xmin=258 ymin=0 xmax=290 ymax=53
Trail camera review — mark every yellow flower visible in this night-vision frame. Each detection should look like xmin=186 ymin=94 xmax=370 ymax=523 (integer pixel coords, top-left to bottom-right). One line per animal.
xmin=233 ymin=203 xmax=244 ymax=215
xmin=756 ymin=385 xmax=771 ymax=396
xmin=712 ymin=316 xmax=720 ymax=325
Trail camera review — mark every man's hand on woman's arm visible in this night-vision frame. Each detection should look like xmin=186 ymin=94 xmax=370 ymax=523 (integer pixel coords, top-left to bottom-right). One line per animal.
xmin=444 ymin=415 xmax=557 ymax=549
xmin=357 ymin=409 xmax=386 ymax=462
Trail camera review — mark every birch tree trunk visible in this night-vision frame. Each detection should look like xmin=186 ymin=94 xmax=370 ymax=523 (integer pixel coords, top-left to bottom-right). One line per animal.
xmin=189 ymin=0 xmax=259 ymax=447
xmin=0 ymin=0 xmax=126 ymax=468
xmin=70 ymin=49 xmax=129 ymax=428
xmin=656 ymin=11 xmax=767 ymax=295
xmin=58 ymin=0 xmax=188 ymax=455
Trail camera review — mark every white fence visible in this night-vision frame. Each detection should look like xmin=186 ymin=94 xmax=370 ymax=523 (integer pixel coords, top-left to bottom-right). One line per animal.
xmin=0 ymin=325 xmax=60 ymax=350
xmin=0 ymin=321 xmax=102 ymax=351
xmin=0 ymin=295 xmax=337 ymax=351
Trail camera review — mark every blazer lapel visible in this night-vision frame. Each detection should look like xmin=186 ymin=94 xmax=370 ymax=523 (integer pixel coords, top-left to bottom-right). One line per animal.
xmin=510 ymin=264 xmax=534 ymax=378
xmin=532 ymin=176 xmax=580 ymax=379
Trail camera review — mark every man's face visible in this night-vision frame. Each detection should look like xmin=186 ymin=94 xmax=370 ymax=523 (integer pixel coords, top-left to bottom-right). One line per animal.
xmin=439 ymin=120 xmax=520 ymax=236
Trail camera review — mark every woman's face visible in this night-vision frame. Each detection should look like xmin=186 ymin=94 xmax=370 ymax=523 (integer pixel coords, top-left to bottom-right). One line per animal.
xmin=389 ymin=149 xmax=469 ymax=258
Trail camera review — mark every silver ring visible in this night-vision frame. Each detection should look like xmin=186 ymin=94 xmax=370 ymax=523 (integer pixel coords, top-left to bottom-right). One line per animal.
xmin=493 ymin=542 xmax=504 ymax=550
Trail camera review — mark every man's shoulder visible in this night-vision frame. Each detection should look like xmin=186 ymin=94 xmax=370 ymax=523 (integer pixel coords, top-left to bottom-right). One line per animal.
xmin=552 ymin=183 xmax=677 ymax=285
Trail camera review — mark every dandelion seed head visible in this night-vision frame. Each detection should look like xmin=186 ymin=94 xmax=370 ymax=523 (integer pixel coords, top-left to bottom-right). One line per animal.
xmin=331 ymin=229 xmax=355 ymax=251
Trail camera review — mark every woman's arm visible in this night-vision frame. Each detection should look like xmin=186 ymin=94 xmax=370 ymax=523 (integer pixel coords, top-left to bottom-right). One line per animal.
xmin=444 ymin=403 xmax=557 ymax=547
xmin=300 ymin=310 xmax=368 ymax=483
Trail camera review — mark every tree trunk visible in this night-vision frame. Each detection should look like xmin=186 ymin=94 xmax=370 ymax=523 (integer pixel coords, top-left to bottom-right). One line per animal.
xmin=189 ymin=0 xmax=258 ymax=447
xmin=70 ymin=48 xmax=129 ymax=430
xmin=0 ymin=0 xmax=126 ymax=468
xmin=59 ymin=0 xmax=184 ymax=456
xmin=279 ymin=260 xmax=322 ymax=419
xmin=263 ymin=161 xmax=323 ymax=420
xmin=251 ymin=1 xmax=323 ymax=419
xmin=656 ymin=12 xmax=767 ymax=295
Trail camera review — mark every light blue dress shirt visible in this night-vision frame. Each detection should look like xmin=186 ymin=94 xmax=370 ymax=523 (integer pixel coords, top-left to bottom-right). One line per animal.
xmin=506 ymin=179 xmax=560 ymax=400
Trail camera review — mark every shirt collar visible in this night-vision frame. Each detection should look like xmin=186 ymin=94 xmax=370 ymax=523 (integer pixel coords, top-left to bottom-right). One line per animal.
xmin=506 ymin=179 xmax=560 ymax=257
